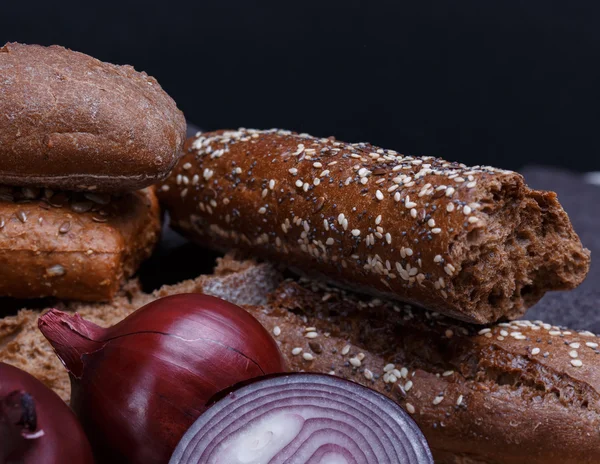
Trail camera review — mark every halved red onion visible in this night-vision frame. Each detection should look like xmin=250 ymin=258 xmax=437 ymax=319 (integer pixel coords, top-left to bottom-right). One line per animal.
xmin=170 ymin=373 xmax=433 ymax=464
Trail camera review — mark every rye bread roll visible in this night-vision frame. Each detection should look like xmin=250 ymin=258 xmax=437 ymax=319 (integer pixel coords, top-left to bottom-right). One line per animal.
xmin=0 ymin=186 xmax=160 ymax=301
xmin=158 ymin=128 xmax=590 ymax=323
xmin=0 ymin=42 xmax=186 ymax=192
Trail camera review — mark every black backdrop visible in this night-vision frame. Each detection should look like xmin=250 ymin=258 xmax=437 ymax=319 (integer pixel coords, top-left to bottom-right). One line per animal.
xmin=1 ymin=0 xmax=599 ymax=172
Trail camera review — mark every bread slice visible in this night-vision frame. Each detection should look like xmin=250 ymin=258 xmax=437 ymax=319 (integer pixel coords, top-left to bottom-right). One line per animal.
xmin=2 ymin=254 xmax=598 ymax=463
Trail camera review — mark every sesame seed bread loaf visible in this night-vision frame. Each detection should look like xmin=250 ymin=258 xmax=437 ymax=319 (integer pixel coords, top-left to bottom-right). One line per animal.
xmin=0 ymin=186 xmax=160 ymax=301
xmin=260 ymin=278 xmax=600 ymax=464
xmin=0 ymin=43 xmax=186 ymax=192
xmin=2 ymin=256 xmax=597 ymax=463
xmin=158 ymin=128 xmax=590 ymax=324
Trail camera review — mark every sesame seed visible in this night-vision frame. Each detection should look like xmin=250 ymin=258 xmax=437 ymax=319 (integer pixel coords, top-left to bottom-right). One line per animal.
xmin=463 ymin=205 xmax=472 ymax=215
xmin=303 ymin=353 xmax=315 ymax=361
xmin=364 ymin=369 xmax=374 ymax=380
xmin=394 ymin=192 xmax=401 ymax=202
xmin=531 ymin=347 xmax=540 ymax=355
xmin=258 ymin=207 xmax=267 ymax=214
xmin=289 ymin=168 xmax=298 ymax=175
xmin=549 ymin=330 xmax=561 ymax=336
xmin=303 ymin=182 xmax=310 ymax=191
xmin=431 ymin=227 xmax=442 ymax=234
xmin=351 ymin=229 xmax=361 ymax=236
xmin=269 ymin=179 xmax=276 ymax=189
xmin=500 ymin=330 xmax=508 ymax=336
xmin=385 ymin=233 xmax=392 ymax=244
xmin=376 ymin=190 xmax=384 ymax=200
xmin=349 ymin=357 xmax=362 ymax=367
xmin=295 ymin=180 xmax=303 ymax=188
xmin=410 ymin=208 xmax=417 ymax=218
xmin=446 ymin=203 xmax=455 ymax=212
xmin=305 ymin=331 xmax=318 ymax=339
xmin=400 ymin=367 xmax=408 ymax=378
xmin=569 ymin=350 xmax=578 ymax=358
xmin=406 ymin=403 xmax=416 ymax=414
xmin=468 ymin=216 xmax=479 ymax=224
xmin=442 ymin=370 xmax=454 ymax=377
xmin=478 ymin=328 xmax=491 ymax=335
xmin=446 ymin=187 xmax=455 ymax=197
xmin=313 ymin=178 xmax=321 ymax=186
xmin=427 ymin=218 xmax=436 ymax=227
xmin=356 ymin=352 xmax=365 ymax=361
xmin=273 ymin=326 xmax=281 ymax=336
xmin=292 ymin=347 xmax=303 ymax=355
xmin=341 ymin=345 xmax=351 ymax=355
xmin=432 ymin=395 xmax=444 ymax=405
xmin=384 ymin=363 xmax=395 ymax=372
xmin=571 ymin=359 xmax=583 ymax=367
xmin=326 ymin=237 xmax=335 ymax=245
xmin=313 ymin=162 xmax=323 ymax=168
xmin=404 ymin=380 xmax=413 ymax=391
xmin=434 ymin=255 xmax=442 ymax=263
xmin=467 ymin=181 xmax=477 ymax=188
xmin=569 ymin=342 xmax=581 ymax=349
xmin=375 ymin=215 xmax=382 ymax=225
xmin=456 ymin=395 xmax=463 ymax=406
xmin=586 ymin=342 xmax=599 ymax=348
xmin=305 ymin=327 xmax=317 ymax=332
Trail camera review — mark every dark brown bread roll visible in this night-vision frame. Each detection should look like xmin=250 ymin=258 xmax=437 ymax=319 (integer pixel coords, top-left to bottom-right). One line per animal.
xmin=158 ymin=128 xmax=590 ymax=323
xmin=0 ymin=42 xmax=186 ymax=192
xmin=0 ymin=186 xmax=160 ymax=301
xmin=249 ymin=278 xmax=600 ymax=464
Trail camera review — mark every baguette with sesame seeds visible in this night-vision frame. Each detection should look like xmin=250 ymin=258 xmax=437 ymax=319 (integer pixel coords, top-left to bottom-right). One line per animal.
xmin=0 ymin=186 xmax=160 ymax=301
xmin=253 ymin=277 xmax=600 ymax=464
xmin=158 ymin=128 xmax=590 ymax=324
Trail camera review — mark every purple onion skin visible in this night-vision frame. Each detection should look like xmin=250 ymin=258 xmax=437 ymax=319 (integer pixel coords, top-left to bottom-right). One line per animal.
xmin=171 ymin=373 xmax=434 ymax=464
xmin=38 ymin=294 xmax=288 ymax=464
xmin=0 ymin=362 xmax=94 ymax=464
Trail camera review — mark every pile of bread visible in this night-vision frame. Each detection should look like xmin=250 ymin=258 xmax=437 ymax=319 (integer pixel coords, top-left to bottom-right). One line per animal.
xmin=0 ymin=43 xmax=596 ymax=464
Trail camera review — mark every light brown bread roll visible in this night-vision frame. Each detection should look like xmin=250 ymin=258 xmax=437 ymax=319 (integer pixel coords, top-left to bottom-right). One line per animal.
xmin=0 ymin=42 xmax=186 ymax=192
xmin=0 ymin=186 xmax=160 ymax=301
xmin=158 ymin=128 xmax=590 ymax=323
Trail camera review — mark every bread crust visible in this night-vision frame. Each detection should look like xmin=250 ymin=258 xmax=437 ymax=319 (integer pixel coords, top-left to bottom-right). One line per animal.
xmin=0 ymin=42 xmax=186 ymax=192
xmin=158 ymin=128 xmax=590 ymax=323
xmin=0 ymin=187 xmax=160 ymax=301
xmin=261 ymin=279 xmax=600 ymax=464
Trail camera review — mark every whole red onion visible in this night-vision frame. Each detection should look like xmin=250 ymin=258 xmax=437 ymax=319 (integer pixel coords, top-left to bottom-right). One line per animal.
xmin=0 ymin=362 xmax=94 ymax=464
xmin=38 ymin=294 xmax=287 ymax=464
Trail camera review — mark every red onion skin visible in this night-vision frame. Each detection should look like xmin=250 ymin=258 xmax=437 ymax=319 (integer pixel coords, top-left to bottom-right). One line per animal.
xmin=38 ymin=294 xmax=288 ymax=464
xmin=0 ymin=362 xmax=94 ymax=464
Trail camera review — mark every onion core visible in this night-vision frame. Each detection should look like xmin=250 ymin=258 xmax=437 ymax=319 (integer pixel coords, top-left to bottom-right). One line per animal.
xmin=170 ymin=373 xmax=433 ymax=464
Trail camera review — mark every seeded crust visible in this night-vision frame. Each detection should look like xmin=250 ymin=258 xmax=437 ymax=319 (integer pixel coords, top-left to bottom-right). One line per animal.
xmin=0 ymin=187 xmax=161 ymax=301
xmin=258 ymin=279 xmax=600 ymax=464
xmin=1 ymin=257 xmax=597 ymax=463
xmin=0 ymin=43 xmax=186 ymax=192
xmin=158 ymin=129 xmax=590 ymax=324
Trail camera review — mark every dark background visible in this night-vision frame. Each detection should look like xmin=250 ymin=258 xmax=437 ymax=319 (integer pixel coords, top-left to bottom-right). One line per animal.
xmin=1 ymin=0 xmax=599 ymax=172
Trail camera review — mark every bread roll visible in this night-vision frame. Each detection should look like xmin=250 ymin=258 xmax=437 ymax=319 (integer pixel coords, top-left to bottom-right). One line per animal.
xmin=158 ymin=128 xmax=590 ymax=323
xmin=0 ymin=43 xmax=186 ymax=192
xmin=0 ymin=186 xmax=160 ymax=301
